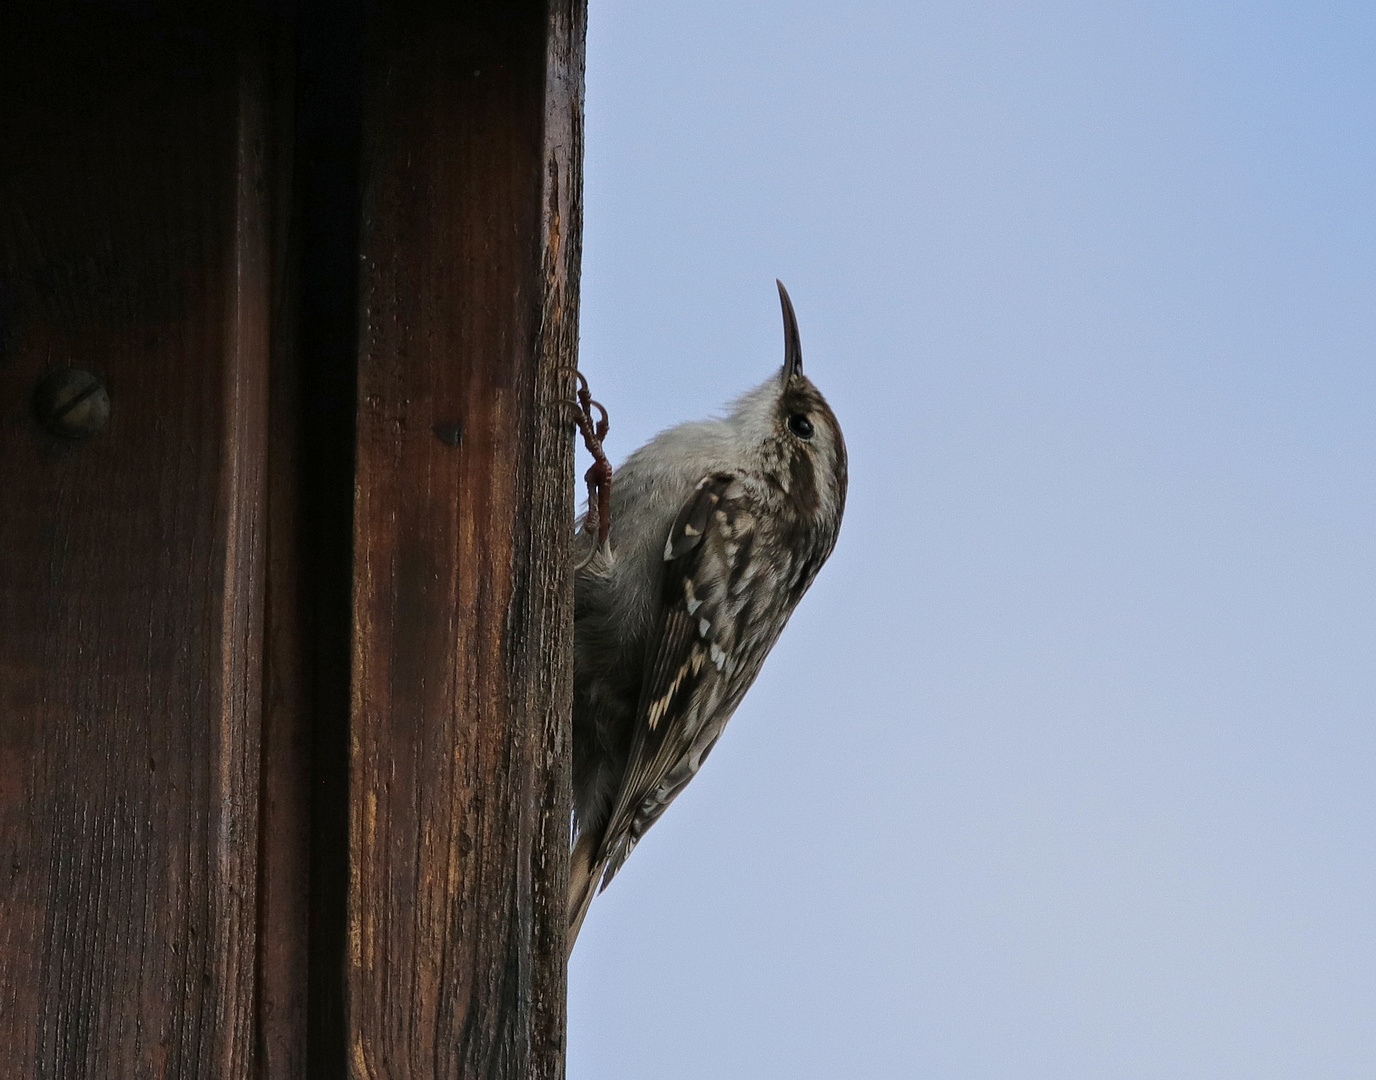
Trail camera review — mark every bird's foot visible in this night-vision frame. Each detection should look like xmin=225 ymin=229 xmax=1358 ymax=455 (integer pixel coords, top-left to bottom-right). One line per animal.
xmin=559 ymin=367 xmax=613 ymax=561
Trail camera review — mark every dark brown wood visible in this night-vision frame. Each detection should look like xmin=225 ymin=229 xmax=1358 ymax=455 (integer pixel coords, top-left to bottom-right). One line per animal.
xmin=257 ymin=228 xmax=312 ymax=1079
xmin=0 ymin=8 xmax=274 ymax=1076
xmin=346 ymin=0 xmax=583 ymax=1076
xmin=0 ymin=4 xmax=581 ymax=1074
xmin=256 ymin=18 xmax=313 ymax=1078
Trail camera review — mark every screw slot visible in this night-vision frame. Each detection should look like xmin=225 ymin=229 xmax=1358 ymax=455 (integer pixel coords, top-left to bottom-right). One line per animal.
xmin=34 ymin=368 xmax=110 ymax=439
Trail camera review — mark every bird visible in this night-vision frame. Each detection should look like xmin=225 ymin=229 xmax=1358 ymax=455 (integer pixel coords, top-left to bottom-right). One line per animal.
xmin=568 ymin=280 xmax=848 ymax=953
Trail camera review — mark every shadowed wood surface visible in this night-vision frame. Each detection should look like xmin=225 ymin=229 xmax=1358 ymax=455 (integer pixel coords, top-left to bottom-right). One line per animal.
xmin=0 ymin=8 xmax=273 ymax=1076
xmin=347 ymin=1 xmax=583 ymax=1075
xmin=0 ymin=2 xmax=581 ymax=1074
xmin=257 ymin=17 xmax=313 ymax=1076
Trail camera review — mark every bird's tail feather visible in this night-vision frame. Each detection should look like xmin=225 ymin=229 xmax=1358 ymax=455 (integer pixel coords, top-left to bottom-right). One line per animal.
xmin=567 ymin=829 xmax=602 ymax=959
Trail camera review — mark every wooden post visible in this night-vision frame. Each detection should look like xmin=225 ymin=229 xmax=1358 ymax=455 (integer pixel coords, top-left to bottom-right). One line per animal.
xmin=0 ymin=8 xmax=275 ymax=1074
xmin=346 ymin=1 xmax=581 ymax=1075
xmin=0 ymin=2 xmax=583 ymax=1076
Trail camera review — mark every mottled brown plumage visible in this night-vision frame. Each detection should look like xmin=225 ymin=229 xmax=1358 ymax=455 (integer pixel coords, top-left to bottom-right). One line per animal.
xmin=569 ymin=282 xmax=847 ymax=953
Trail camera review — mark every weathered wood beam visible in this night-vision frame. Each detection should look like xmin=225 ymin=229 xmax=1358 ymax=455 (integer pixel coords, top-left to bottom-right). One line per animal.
xmin=0 ymin=4 xmax=582 ymax=1074
xmin=346 ymin=1 xmax=583 ymax=1076
xmin=0 ymin=7 xmax=277 ymax=1074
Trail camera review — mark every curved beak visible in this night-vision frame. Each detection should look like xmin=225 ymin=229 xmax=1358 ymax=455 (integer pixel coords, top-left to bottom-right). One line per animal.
xmin=777 ymin=279 xmax=803 ymax=385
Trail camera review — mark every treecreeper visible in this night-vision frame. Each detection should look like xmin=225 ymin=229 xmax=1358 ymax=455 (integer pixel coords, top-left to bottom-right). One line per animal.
xmin=568 ymin=281 xmax=848 ymax=954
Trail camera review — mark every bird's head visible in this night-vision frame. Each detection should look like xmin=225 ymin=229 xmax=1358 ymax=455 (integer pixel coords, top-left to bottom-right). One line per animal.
xmin=727 ymin=281 xmax=848 ymax=536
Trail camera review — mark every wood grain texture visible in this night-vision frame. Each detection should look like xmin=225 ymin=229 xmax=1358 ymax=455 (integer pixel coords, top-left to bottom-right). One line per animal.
xmin=0 ymin=7 xmax=273 ymax=1076
xmin=347 ymin=1 xmax=583 ymax=1076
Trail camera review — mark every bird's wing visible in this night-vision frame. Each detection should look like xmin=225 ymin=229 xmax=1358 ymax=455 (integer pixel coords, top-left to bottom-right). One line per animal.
xmin=593 ymin=472 xmax=764 ymax=890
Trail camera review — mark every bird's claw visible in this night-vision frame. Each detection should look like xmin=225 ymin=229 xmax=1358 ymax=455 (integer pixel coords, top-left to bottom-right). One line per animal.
xmin=562 ymin=367 xmax=613 ymax=552
xmin=571 ymin=537 xmax=610 ymax=574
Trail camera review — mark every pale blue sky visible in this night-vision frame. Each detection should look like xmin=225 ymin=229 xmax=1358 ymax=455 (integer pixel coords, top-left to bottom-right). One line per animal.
xmin=568 ymin=3 xmax=1376 ymax=1077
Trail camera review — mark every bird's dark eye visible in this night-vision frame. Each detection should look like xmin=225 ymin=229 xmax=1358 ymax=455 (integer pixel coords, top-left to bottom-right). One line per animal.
xmin=788 ymin=413 xmax=814 ymax=439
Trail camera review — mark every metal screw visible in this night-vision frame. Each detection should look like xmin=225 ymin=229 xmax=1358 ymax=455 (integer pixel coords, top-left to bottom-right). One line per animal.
xmin=35 ymin=368 xmax=110 ymax=439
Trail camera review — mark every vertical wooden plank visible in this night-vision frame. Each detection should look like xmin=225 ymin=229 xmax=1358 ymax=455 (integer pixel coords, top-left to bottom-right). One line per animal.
xmin=255 ymin=16 xmax=314 ymax=1078
xmin=0 ymin=7 xmax=272 ymax=1076
xmin=218 ymin=41 xmax=273 ymax=1080
xmin=348 ymin=0 xmax=583 ymax=1075
xmin=530 ymin=0 xmax=587 ymax=1067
